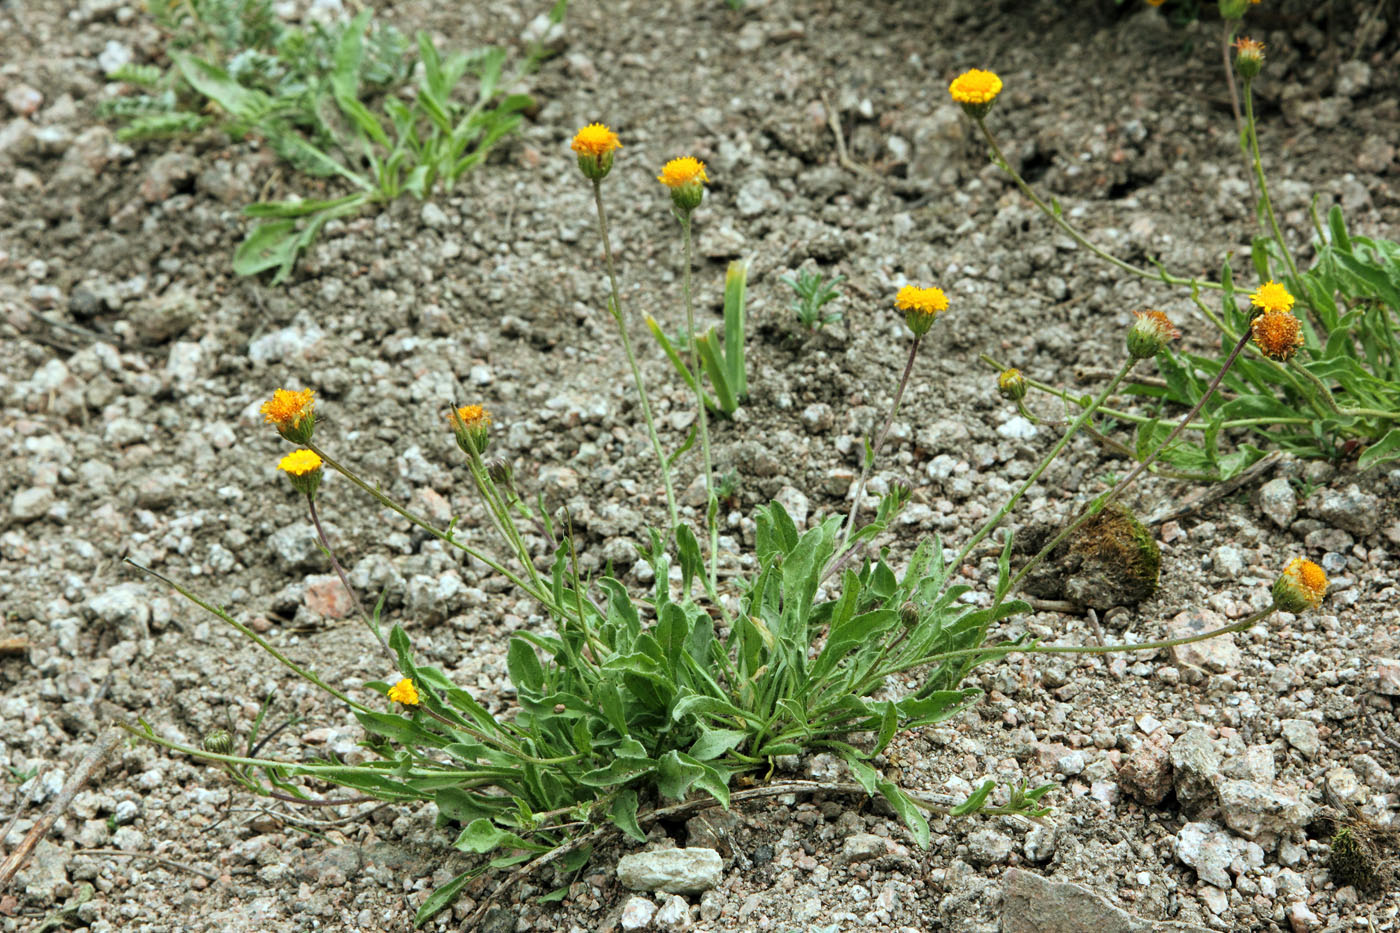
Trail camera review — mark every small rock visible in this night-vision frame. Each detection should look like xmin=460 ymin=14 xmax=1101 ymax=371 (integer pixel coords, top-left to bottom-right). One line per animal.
xmin=1210 ymin=544 xmax=1245 ymax=579
xmin=1002 ymin=868 xmax=1211 ymax=933
xmin=1287 ymin=900 xmax=1318 ymax=933
xmin=1335 ymin=60 xmax=1371 ymax=98
xmin=1218 ymin=779 xmax=1313 ymax=846
xmin=616 ymin=849 xmax=722 ymax=895
xmin=1222 ymin=745 xmax=1275 ymax=784
xmin=1308 ymin=484 xmax=1380 ymax=536
xmin=620 ymin=895 xmax=657 ymax=930
xmin=966 ymin=829 xmax=1013 ymax=865
xmin=268 ymin=523 xmax=328 ymax=572
xmin=16 ymin=839 xmax=69 ymax=905
xmin=996 ymin=415 xmax=1037 ymax=440
xmin=1257 ymin=478 xmax=1297 ymax=529
xmin=98 ymin=39 xmax=132 ymax=74
xmin=840 ymin=833 xmax=890 ymax=864
xmin=735 ymin=177 xmax=781 ymax=218
xmin=140 ymin=151 xmax=197 ymax=202
xmin=1023 ymin=825 xmax=1057 ymax=863
xmin=1167 ymin=609 xmax=1240 ymax=673
xmin=86 ymin=582 xmax=151 ymax=630
xmin=653 ymin=894 xmax=691 ymax=930
xmin=1324 ymin=766 xmax=1363 ymax=804
xmin=1119 ymin=734 xmax=1173 ymax=805
xmin=420 ymin=202 xmax=449 ymax=229
xmin=1279 ymin=719 xmax=1320 ymax=759
xmin=1170 ymin=727 xmax=1222 ymax=815
xmin=1175 ymin=820 xmax=1245 ymax=888
xmin=11 ymin=486 xmax=54 ymax=522
xmin=1372 ymin=658 xmax=1400 ymax=696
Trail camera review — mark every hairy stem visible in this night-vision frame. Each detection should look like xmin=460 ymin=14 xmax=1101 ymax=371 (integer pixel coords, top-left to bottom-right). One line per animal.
xmin=841 ymin=334 xmax=922 ymax=548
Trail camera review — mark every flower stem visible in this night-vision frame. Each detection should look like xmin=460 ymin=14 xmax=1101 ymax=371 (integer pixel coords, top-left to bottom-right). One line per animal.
xmin=947 ymin=358 xmax=1137 ymax=584
xmin=1221 ymin=19 xmax=1259 ymax=206
xmin=841 ymin=334 xmax=922 ymax=548
xmin=1241 ymin=78 xmax=1301 ymax=288
xmin=976 ymin=118 xmax=1222 ymax=291
xmin=307 ymin=495 xmax=392 ymax=660
xmin=590 ymin=178 xmax=681 ymax=538
xmin=679 ymin=213 xmax=720 ymax=597
xmin=1002 ymin=331 xmax=1252 ymax=601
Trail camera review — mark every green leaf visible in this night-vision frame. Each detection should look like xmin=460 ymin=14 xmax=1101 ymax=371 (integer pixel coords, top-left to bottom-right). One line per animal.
xmin=656 ymin=750 xmax=705 ymax=799
xmin=453 ymin=818 xmax=550 ymax=854
xmin=414 ymin=866 xmax=481 ymax=927
xmin=1327 ymin=204 xmax=1351 ymax=252
xmin=579 ymin=756 xmax=655 ymax=788
xmin=688 ymin=727 xmax=746 ymax=762
xmin=723 ymin=258 xmax=749 ymax=398
xmin=1360 ymin=428 xmax=1400 ymax=470
xmin=507 ymin=638 xmax=545 ymax=694
xmin=877 ymin=780 xmax=929 ymax=848
xmin=695 ymin=330 xmax=737 ymax=414
xmin=232 ymin=220 xmax=298 ymax=276
xmin=951 ymin=779 xmax=996 ymax=816
xmin=609 ymin=789 xmax=645 ymax=841
xmin=173 ymin=53 xmax=267 ymax=121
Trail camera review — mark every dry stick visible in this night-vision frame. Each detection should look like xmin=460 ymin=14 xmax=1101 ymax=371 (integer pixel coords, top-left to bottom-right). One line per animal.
xmin=0 ymin=727 xmax=122 ymax=893
xmin=466 ymin=780 xmax=978 ymax=927
xmin=74 ymin=848 xmax=220 ymax=883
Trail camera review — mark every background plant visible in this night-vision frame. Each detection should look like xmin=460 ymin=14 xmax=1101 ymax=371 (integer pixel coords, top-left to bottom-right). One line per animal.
xmin=783 ymin=267 xmax=845 ymax=331
xmin=104 ymin=1 xmax=565 ymax=282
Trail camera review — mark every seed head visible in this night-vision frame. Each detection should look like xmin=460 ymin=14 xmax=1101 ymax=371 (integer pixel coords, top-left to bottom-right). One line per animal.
xmin=572 ymin=123 xmax=621 ymax=181
xmin=1272 ymin=557 xmax=1327 ymax=613
xmin=1127 ymin=310 xmax=1180 ymax=360
xmin=949 ymin=69 xmax=1003 ymax=119
xmin=260 ymin=387 xmax=316 ymax=444
xmin=1233 ymin=36 xmax=1266 ymax=79
xmin=1251 ymin=311 xmax=1304 ymax=361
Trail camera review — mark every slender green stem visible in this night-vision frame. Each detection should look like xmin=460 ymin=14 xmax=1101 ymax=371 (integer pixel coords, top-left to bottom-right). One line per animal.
xmin=841 ymin=335 xmax=922 ymax=548
xmin=1221 ymin=20 xmax=1259 ymax=206
xmin=946 ymin=358 xmax=1136 ymax=583
xmin=679 ymin=213 xmax=719 ymax=596
xmin=976 ymin=118 xmax=1223 ymax=291
xmin=1288 ymin=359 xmax=1345 ymax=415
xmin=590 ymin=179 xmax=680 ymax=537
xmin=1003 ymin=331 xmax=1252 ymax=601
xmin=126 ymin=559 xmax=372 ymax=714
xmin=1241 ymin=78 xmax=1301 ymax=287
xmin=465 ymin=451 xmax=545 ymax=595
xmin=305 ymin=443 xmax=567 ymax=618
xmin=307 ymin=495 xmax=392 ymax=660
xmin=879 ymin=604 xmax=1277 ymax=681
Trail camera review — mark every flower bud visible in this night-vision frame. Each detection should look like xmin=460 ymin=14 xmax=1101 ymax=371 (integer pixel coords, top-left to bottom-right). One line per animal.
xmin=948 ymin=69 xmax=1003 ymax=120
xmin=202 ymin=729 xmax=235 ymax=756
xmin=450 ymin=404 xmax=492 ymax=458
xmin=1233 ymin=37 xmax=1265 ymax=80
xmin=485 ymin=457 xmax=514 ymax=490
xmin=571 ymin=123 xmax=621 ymax=182
xmin=893 ymin=285 xmax=949 ymax=338
xmin=1219 ymin=0 xmax=1251 ymax=19
xmin=277 ymin=449 xmax=323 ymax=499
xmin=1126 ymin=310 xmax=1180 ymax=360
xmin=997 ymin=368 xmax=1028 ymax=402
xmin=658 ymin=157 xmax=708 ymax=214
xmin=260 ymin=387 xmax=316 ymax=444
xmin=1272 ymin=558 xmax=1327 ymax=613
xmin=900 ymin=601 xmax=919 ymax=629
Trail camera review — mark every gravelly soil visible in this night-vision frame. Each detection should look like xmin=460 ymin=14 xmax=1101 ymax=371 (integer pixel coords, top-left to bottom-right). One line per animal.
xmin=2 ymin=0 xmax=1400 ymax=931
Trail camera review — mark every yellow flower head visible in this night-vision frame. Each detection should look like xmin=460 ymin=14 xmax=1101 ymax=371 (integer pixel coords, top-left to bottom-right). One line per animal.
xmin=572 ymin=123 xmax=621 ymax=181
xmin=1146 ymin=0 xmax=1166 ymax=6
xmin=1250 ymin=280 xmax=1294 ymax=314
xmin=658 ymin=157 xmax=708 ymax=189
xmin=261 ymin=387 xmax=316 ymax=443
xmin=949 ymin=69 xmax=1003 ymax=118
xmin=572 ymin=123 xmax=621 ymax=157
xmin=278 ymin=448 xmax=322 ymax=475
xmin=387 ymin=677 xmax=420 ymax=706
xmin=277 ymin=448 xmax=323 ymax=498
xmin=1251 ymin=310 xmax=1304 ymax=361
xmin=895 ymin=285 xmax=950 ymax=337
xmin=450 ymin=404 xmax=492 ymax=457
xmin=1272 ymin=557 xmax=1327 ymax=613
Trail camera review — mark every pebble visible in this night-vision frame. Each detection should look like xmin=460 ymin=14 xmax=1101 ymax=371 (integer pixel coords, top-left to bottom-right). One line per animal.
xmin=1169 ymin=727 xmax=1222 ymax=815
xmin=1279 ymin=719 xmax=1320 ymax=758
xmin=620 ymin=895 xmax=657 ymax=930
xmin=98 ymin=39 xmax=132 ymax=74
xmin=1287 ymin=900 xmax=1318 ymax=933
xmin=965 ymin=829 xmax=1013 ymax=865
xmin=1210 ymin=544 xmax=1244 ymax=579
xmin=420 ymin=202 xmax=449 ymax=229
xmin=86 ymin=582 xmax=151 ymax=630
xmin=735 ymin=177 xmax=781 ymax=218
xmin=840 ymin=833 xmax=890 ymax=864
xmin=1119 ymin=734 xmax=1173 ymax=804
xmin=653 ymin=894 xmax=690 ymax=930
xmin=1175 ymin=820 xmax=1245 ymax=888
xmin=1307 ymin=484 xmax=1380 ymax=536
xmin=995 ymin=415 xmax=1037 ymax=440
xmin=1256 ymin=478 xmax=1297 ymax=529
xmin=1167 ymin=609 xmax=1240 ymax=673
xmin=1023 ymin=825 xmax=1056 ymax=863
xmin=1372 ymin=658 xmax=1400 ymax=695
xmin=1002 ymin=868 xmax=1211 ymax=933
xmin=11 ymin=486 xmax=54 ymax=522
xmin=773 ymin=486 xmax=809 ymax=527
xmin=4 ymin=83 xmax=43 ymax=116
xmin=1198 ymin=885 xmax=1228 ymax=916
xmin=1217 ymin=779 xmax=1313 ymax=846
xmin=616 ymin=848 xmax=722 ymax=894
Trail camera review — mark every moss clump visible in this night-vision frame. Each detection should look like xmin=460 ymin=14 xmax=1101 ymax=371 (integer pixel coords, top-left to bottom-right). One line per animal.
xmin=1330 ymin=825 xmax=1379 ymax=891
xmin=1018 ymin=503 xmax=1161 ymax=611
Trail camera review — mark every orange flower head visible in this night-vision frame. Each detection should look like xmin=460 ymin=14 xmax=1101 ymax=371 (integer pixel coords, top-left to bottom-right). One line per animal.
xmin=1233 ymin=36 xmax=1266 ymax=77
xmin=658 ymin=157 xmax=708 ymax=212
xmin=1250 ymin=280 xmax=1295 ymax=314
xmin=1146 ymin=0 xmax=1166 ymax=6
xmin=450 ymin=404 xmax=492 ymax=457
xmin=1272 ymin=558 xmax=1327 ymax=613
xmin=261 ymin=387 xmax=316 ymax=443
xmin=387 ymin=678 xmax=420 ymax=706
xmin=949 ymin=69 xmax=1003 ymax=118
xmin=572 ymin=123 xmax=621 ymax=181
xmin=1251 ymin=311 xmax=1304 ymax=361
